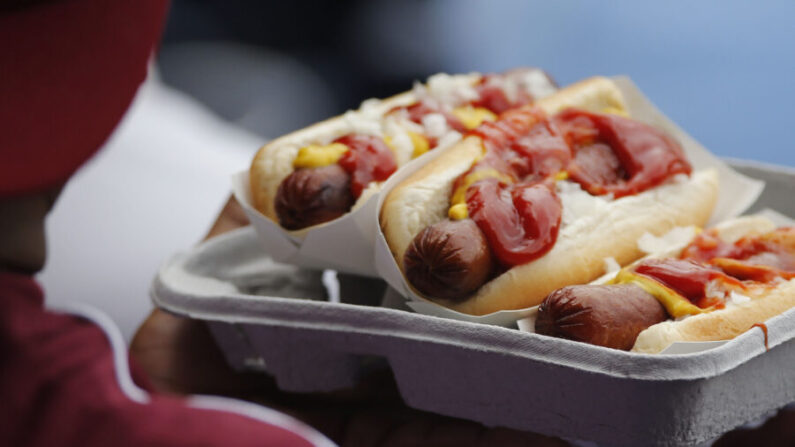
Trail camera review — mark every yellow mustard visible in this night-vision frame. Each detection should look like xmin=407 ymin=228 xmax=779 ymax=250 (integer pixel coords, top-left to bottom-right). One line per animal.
xmin=452 ymin=105 xmax=497 ymax=130
xmin=408 ymin=131 xmax=430 ymax=158
xmin=601 ymin=106 xmax=629 ymax=117
xmin=609 ymin=269 xmax=706 ymax=318
xmin=383 ymin=135 xmax=394 ymax=149
xmin=448 ymin=203 xmax=469 ymax=220
xmin=292 ymin=143 xmax=349 ymax=169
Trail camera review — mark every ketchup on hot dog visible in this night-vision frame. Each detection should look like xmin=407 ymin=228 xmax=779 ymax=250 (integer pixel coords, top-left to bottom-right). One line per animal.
xmin=471 ymin=73 xmax=535 ymax=114
xmin=449 ymin=108 xmax=691 ymax=269
xmin=681 ymin=227 xmax=795 ymax=282
xmin=633 ymin=259 xmax=743 ymax=310
xmin=451 ymin=108 xmax=568 ymax=267
xmin=335 ymin=134 xmax=396 ymax=199
xmin=619 ymin=228 xmax=795 ymax=317
xmin=275 ymin=133 xmax=395 ymax=230
xmin=466 ymin=180 xmax=562 ymax=267
xmin=402 ymin=101 xmax=467 ymax=133
xmin=538 ymin=226 xmax=795 ymax=351
xmin=556 ymin=109 xmax=692 ymax=197
xmin=392 ymin=70 xmax=555 ymax=136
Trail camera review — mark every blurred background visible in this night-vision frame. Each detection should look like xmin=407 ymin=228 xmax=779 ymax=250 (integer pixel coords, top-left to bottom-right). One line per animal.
xmin=159 ymin=0 xmax=795 ymax=165
xmin=40 ymin=0 xmax=795 ymax=340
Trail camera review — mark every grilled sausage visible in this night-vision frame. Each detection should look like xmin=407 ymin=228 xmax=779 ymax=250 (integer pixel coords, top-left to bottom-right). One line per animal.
xmin=275 ymin=164 xmax=354 ymax=230
xmin=403 ymin=219 xmax=494 ymax=302
xmin=535 ymin=283 xmax=668 ymax=350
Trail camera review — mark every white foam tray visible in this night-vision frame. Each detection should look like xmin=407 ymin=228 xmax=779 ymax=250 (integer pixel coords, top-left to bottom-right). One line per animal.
xmin=152 ymin=161 xmax=795 ymax=447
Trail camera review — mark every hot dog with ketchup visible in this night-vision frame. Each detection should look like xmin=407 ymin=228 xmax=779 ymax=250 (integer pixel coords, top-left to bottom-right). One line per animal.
xmin=536 ymin=216 xmax=795 ymax=353
xmin=381 ymin=77 xmax=719 ymax=315
xmin=249 ymin=69 xmax=557 ymax=231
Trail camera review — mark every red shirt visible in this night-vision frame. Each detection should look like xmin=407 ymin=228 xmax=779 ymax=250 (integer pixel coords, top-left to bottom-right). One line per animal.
xmin=0 ymin=272 xmax=331 ymax=447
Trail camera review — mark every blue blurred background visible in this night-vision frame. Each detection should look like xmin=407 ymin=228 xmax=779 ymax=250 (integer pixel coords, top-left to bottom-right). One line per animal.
xmin=157 ymin=0 xmax=795 ymax=168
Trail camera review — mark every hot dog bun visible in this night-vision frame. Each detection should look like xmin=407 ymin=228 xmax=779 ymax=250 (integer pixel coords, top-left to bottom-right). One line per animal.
xmin=250 ymin=70 xmax=557 ymax=230
xmin=632 ymin=217 xmax=795 ymax=353
xmin=381 ymin=76 xmax=719 ymax=315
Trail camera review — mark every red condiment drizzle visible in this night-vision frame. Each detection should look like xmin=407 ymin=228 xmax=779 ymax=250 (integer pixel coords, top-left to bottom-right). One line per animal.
xmin=470 ymin=107 xmax=546 ymax=151
xmin=335 ymin=134 xmax=396 ymax=198
xmin=634 ymin=258 xmax=744 ymax=309
xmin=471 ymin=73 xmax=534 ymax=114
xmin=711 ymin=258 xmax=795 ymax=283
xmin=751 ymin=323 xmax=769 ymax=351
xmin=391 ymin=70 xmax=545 ymax=136
xmin=680 ymin=229 xmax=737 ymax=263
xmin=453 ymin=106 xmax=690 ymax=268
xmin=509 ymin=120 xmax=571 ymax=180
xmin=630 ymin=228 xmax=795 ymax=310
xmin=402 ymin=101 xmax=467 ymax=133
xmin=453 ymin=108 xmax=557 ymax=192
xmin=466 ymin=179 xmax=561 ymax=266
xmin=554 ymin=109 xmax=692 ymax=198
xmin=681 ymin=227 xmax=795 ymax=282
xmin=453 ymin=108 xmax=567 ymax=267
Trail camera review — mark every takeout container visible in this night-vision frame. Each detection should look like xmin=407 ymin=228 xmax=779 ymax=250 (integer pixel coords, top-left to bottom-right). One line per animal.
xmin=152 ymin=160 xmax=795 ymax=447
xmin=153 ymin=73 xmax=794 ymax=445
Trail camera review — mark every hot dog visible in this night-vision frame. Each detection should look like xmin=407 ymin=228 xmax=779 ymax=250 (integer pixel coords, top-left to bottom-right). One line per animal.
xmin=381 ymin=77 xmax=720 ymax=315
xmin=403 ymin=219 xmax=494 ymax=301
xmin=249 ymin=68 xmax=558 ymax=231
xmin=536 ymin=284 xmax=667 ymax=350
xmin=536 ymin=216 xmax=795 ymax=353
xmin=275 ymin=164 xmax=354 ymax=230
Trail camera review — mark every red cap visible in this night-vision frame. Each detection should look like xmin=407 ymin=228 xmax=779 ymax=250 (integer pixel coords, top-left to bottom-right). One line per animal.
xmin=0 ymin=0 xmax=169 ymax=197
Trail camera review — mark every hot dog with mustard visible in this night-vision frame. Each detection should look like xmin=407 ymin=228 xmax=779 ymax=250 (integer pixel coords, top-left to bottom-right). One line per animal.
xmin=536 ymin=216 xmax=795 ymax=353
xmin=381 ymin=77 xmax=720 ymax=315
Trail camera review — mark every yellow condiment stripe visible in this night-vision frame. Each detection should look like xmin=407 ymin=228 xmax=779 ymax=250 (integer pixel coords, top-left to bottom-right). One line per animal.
xmin=610 ymin=269 xmax=708 ymax=318
xmin=448 ymin=203 xmax=469 ymax=220
xmin=451 ymin=105 xmax=497 ymax=130
xmin=408 ymin=131 xmax=430 ymax=158
xmin=601 ymin=106 xmax=629 ymax=117
xmin=293 ymin=143 xmax=349 ymax=169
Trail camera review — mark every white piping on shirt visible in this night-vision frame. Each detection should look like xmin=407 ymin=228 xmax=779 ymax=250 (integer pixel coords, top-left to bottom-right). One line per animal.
xmin=52 ymin=302 xmax=336 ymax=447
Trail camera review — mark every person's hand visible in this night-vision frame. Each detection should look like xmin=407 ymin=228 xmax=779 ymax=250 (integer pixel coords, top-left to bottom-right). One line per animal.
xmin=131 ymin=195 xmax=260 ymax=395
xmin=131 ymin=310 xmax=567 ymax=447
xmin=204 ymin=194 xmax=251 ymax=240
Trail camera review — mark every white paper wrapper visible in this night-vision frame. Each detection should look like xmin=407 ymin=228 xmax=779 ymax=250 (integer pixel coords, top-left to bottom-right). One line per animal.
xmin=233 ymin=171 xmax=380 ymax=276
xmin=756 ymin=207 xmax=795 ymax=227
xmin=374 ymin=76 xmax=766 ymax=327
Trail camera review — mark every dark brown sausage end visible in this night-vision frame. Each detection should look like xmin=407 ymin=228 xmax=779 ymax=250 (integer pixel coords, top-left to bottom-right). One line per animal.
xmin=536 ymin=283 xmax=668 ymax=350
xmin=275 ymin=165 xmax=355 ymax=230
xmin=403 ymin=219 xmax=493 ymax=302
